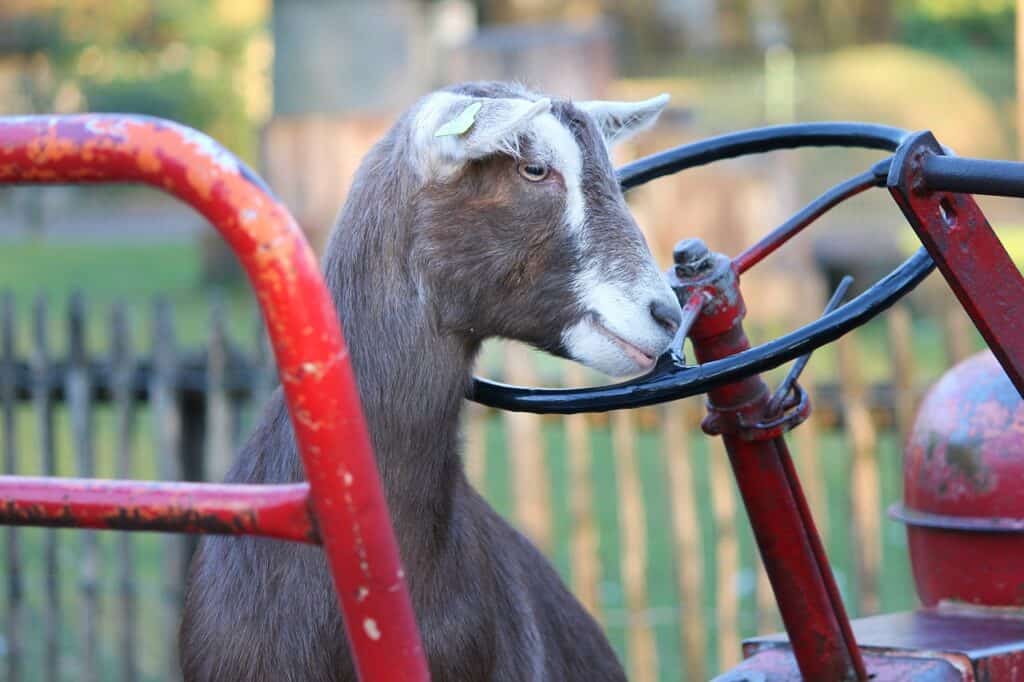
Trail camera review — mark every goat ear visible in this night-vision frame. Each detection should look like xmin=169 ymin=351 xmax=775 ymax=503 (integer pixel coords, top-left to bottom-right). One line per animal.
xmin=430 ymin=96 xmax=551 ymax=161
xmin=577 ymin=94 xmax=670 ymax=147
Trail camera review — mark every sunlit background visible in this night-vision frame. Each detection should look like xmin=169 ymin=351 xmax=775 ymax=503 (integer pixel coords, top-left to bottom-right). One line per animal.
xmin=0 ymin=1 xmax=1018 ymax=680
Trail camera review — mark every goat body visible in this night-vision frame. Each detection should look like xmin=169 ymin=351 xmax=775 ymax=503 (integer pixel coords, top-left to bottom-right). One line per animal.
xmin=180 ymin=82 xmax=679 ymax=681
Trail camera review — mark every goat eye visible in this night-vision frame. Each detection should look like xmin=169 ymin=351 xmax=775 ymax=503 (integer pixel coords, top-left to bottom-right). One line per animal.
xmin=517 ymin=161 xmax=549 ymax=182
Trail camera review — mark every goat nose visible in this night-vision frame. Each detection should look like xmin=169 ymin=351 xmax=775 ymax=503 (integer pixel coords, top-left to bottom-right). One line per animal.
xmin=650 ymin=297 xmax=682 ymax=335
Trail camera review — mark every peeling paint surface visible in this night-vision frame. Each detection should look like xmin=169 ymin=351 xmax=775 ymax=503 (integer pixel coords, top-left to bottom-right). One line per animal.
xmin=906 ymin=351 xmax=1024 ymax=517
xmin=0 ymin=114 xmax=428 ymax=681
xmin=889 ymin=132 xmax=1024 ymax=395
xmin=902 ymin=351 xmax=1024 ymax=609
xmin=0 ymin=477 xmax=317 ymax=542
xmin=740 ymin=608 xmax=1024 ymax=681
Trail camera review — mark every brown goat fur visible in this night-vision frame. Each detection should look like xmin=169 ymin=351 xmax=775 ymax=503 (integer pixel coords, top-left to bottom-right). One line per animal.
xmin=180 ymin=82 xmax=678 ymax=681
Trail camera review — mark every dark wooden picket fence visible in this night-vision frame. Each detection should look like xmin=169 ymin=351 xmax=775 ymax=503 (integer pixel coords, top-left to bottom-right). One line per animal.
xmin=0 ymin=290 xmax=981 ymax=682
xmin=0 ymin=291 xmax=278 ymax=682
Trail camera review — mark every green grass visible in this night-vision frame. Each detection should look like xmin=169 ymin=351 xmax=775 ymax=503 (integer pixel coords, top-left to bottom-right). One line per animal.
xmin=0 ymin=241 xmax=203 ymax=302
xmin=0 ymin=240 xmax=256 ymax=351
xmin=631 ymin=43 xmax=1013 ymax=152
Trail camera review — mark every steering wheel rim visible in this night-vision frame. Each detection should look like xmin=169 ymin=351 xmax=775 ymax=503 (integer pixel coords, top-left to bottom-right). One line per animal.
xmin=469 ymin=122 xmax=937 ymax=414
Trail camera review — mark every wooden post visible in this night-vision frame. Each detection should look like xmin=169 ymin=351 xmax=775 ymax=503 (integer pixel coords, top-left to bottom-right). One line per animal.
xmin=661 ymin=398 xmax=707 ymax=681
xmin=837 ymin=330 xmax=881 ymax=616
xmin=565 ymin=364 xmax=602 ymax=620
xmin=888 ymin=305 xmax=916 ymax=450
xmin=709 ymin=436 xmax=740 ymax=670
xmin=32 ymin=295 xmax=60 ymax=682
xmin=205 ymin=296 xmax=232 ymax=482
xmin=945 ymin=306 xmax=974 ymax=365
xmin=756 ymin=553 xmax=776 ymax=635
xmin=463 ymin=401 xmax=488 ymax=493
xmin=1 ymin=292 xmax=21 ymax=682
xmin=612 ymin=408 xmax=658 ymax=682
xmin=505 ymin=344 xmax=553 ymax=553
xmin=150 ymin=299 xmax=185 ymax=680
xmin=111 ymin=304 xmax=139 ymax=682
xmin=251 ymin=312 xmax=276 ymax=424
xmin=67 ymin=292 xmax=99 ymax=682
xmin=788 ymin=358 xmax=825 ymax=635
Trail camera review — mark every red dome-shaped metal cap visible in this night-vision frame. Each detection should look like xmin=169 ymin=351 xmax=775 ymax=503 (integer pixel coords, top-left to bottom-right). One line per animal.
xmin=894 ymin=350 xmax=1024 ymax=607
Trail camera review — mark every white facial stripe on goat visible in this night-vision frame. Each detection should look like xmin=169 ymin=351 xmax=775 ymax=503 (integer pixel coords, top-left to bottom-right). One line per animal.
xmin=575 ymin=269 xmax=649 ymax=348
xmin=563 ymin=259 xmax=680 ymax=377
xmin=414 ymin=93 xmax=586 ymax=234
xmin=529 ymin=112 xmax=585 ymax=235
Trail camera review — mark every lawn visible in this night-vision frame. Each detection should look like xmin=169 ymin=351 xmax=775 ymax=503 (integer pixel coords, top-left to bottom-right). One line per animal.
xmin=0 ymin=240 xmax=256 ymax=351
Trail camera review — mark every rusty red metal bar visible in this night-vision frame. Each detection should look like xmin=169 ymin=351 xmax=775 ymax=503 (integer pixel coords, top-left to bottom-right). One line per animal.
xmin=0 ymin=477 xmax=317 ymax=542
xmin=0 ymin=114 xmax=429 ymax=681
xmin=671 ymin=239 xmax=867 ymax=682
xmin=889 ymin=131 xmax=1024 ymax=398
xmin=733 ymin=169 xmax=877 ymax=274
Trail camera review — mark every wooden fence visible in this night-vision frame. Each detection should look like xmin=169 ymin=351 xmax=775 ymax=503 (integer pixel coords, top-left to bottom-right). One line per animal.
xmin=0 ymin=291 xmax=979 ymax=682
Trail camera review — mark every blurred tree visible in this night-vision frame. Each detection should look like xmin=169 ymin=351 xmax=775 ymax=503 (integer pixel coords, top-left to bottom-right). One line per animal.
xmin=897 ymin=0 xmax=1014 ymax=52
xmin=1 ymin=0 xmax=270 ymax=283
xmin=0 ymin=0 xmax=269 ymax=161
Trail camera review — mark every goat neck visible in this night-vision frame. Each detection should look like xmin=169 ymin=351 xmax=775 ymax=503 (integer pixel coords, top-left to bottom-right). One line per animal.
xmin=319 ymin=129 xmax=478 ymax=574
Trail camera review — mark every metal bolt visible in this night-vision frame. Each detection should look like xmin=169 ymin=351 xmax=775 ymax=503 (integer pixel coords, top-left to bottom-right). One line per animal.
xmin=673 ymin=238 xmax=712 ymax=278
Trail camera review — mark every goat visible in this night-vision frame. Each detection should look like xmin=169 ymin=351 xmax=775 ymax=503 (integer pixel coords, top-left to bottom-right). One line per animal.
xmin=179 ymin=81 xmax=682 ymax=682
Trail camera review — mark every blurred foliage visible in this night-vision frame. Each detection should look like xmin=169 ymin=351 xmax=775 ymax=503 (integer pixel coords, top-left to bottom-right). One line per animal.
xmin=0 ymin=0 xmax=270 ymax=161
xmin=622 ymin=43 xmax=1009 ymax=153
xmin=806 ymin=44 xmax=1008 ymax=156
xmin=897 ymin=0 xmax=1014 ymax=53
xmin=1 ymin=0 xmax=1015 ymax=152
xmin=474 ymin=0 xmax=1014 ymax=62
xmin=476 ymin=0 xmax=891 ymax=53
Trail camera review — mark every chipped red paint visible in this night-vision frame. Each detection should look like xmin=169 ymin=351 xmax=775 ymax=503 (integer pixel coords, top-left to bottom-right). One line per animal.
xmin=0 ymin=115 xmax=429 ymax=682
xmin=670 ymin=238 xmax=867 ymax=682
xmin=0 ymin=477 xmax=318 ymax=542
xmin=897 ymin=351 xmax=1024 ymax=608
xmin=889 ymin=131 xmax=1024 ymax=398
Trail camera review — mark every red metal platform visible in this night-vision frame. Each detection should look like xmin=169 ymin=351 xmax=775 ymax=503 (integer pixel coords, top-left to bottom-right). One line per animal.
xmin=728 ymin=609 xmax=1024 ymax=681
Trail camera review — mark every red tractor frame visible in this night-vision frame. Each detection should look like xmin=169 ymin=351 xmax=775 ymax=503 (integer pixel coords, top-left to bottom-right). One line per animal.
xmin=2 ymin=114 xmax=1024 ymax=681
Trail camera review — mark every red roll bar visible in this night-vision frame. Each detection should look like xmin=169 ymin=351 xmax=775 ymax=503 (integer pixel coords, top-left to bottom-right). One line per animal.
xmin=0 ymin=115 xmax=429 ymax=682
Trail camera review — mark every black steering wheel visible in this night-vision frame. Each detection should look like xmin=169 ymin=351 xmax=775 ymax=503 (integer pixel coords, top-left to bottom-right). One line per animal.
xmin=469 ymin=122 xmax=936 ymax=414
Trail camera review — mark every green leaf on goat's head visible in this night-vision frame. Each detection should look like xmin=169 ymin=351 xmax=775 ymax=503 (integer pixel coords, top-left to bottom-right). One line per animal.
xmin=435 ymin=102 xmax=483 ymax=138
